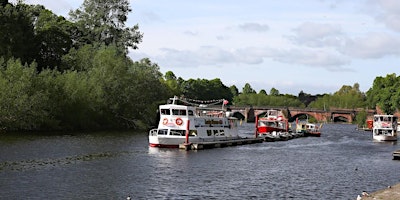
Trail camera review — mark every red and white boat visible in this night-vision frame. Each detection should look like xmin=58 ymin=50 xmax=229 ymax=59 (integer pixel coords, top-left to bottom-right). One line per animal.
xmin=149 ymin=97 xmax=240 ymax=148
xmin=255 ymin=110 xmax=288 ymax=135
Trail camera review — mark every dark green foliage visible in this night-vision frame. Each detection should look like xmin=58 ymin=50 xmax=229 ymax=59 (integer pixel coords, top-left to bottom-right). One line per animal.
xmin=69 ymin=0 xmax=143 ymax=53
xmin=0 ymin=3 xmax=39 ymax=66
xmin=242 ymin=83 xmax=256 ymax=94
xmin=0 ymin=58 xmax=55 ymax=130
xmin=180 ymin=78 xmax=233 ymax=102
xmin=309 ymin=83 xmax=366 ymax=110
xmin=233 ymin=92 xmax=304 ymax=107
xmin=366 ymin=73 xmax=400 ymax=114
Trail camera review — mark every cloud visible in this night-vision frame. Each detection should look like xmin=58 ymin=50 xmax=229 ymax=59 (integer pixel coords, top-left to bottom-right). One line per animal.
xmin=366 ymin=0 xmax=400 ymax=32
xmin=139 ymin=11 xmax=163 ymax=23
xmin=183 ymin=30 xmax=199 ymax=36
xmin=270 ymin=48 xmax=352 ymax=71
xmin=341 ymin=32 xmax=400 ymax=58
xmin=289 ymin=22 xmax=344 ymax=48
xmin=238 ymin=22 xmax=270 ymax=32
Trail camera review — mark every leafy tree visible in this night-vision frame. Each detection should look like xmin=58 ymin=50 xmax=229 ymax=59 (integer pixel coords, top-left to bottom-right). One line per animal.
xmin=1 ymin=0 xmax=9 ymax=7
xmin=366 ymin=73 xmax=400 ymax=114
xmin=163 ymin=71 xmax=181 ymax=97
xmin=309 ymin=83 xmax=365 ymax=110
xmin=269 ymin=87 xmax=280 ymax=96
xmin=242 ymin=83 xmax=256 ymax=94
xmin=33 ymin=6 xmax=76 ymax=70
xmin=0 ymin=58 xmax=52 ymax=130
xmin=230 ymin=85 xmax=239 ymax=97
xmin=69 ymin=0 xmax=143 ymax=53
xmin=259 ymin=89 xmax=267 ymax=95
xmin=0 ymin=3 xmax=39 ymax=65
xmin=180 ymin=78 xmax=233 ymax=102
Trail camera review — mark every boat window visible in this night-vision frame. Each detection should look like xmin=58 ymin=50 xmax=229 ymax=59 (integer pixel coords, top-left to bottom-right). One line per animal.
xmin=172 ymin=109 xmax=187 ymax=116
xmin=170 ymin=129 xmax=186 ymax=136
xmin=189 ymin=130 xmax=197 ymax=136
xmin=213 ymin=130 xmax=219 ymax=136
xmin=207 ymin=130 xmax=212 ymax=136
xmin=219 ymin=130 xmax=225 ymax=136
xmin=161 ymin=109 xmax=170 ymax=115
xmin=188 ymin=110 xmax=194 ymax=116
xmin=158 ymin=129 xmax=168 ymax=135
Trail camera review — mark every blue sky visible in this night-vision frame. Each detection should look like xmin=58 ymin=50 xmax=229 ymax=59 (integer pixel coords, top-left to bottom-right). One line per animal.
xmin=15 ymin=0 xmax=400 ymax=95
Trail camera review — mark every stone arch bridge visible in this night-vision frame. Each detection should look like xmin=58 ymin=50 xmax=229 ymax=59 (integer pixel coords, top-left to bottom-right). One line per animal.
xmin=228 ymin=106 xmax=375 ymax=123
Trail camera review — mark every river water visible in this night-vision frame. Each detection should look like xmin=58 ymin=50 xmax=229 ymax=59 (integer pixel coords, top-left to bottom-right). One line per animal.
xmin=1 ymin=123 xmax=399 ymax=200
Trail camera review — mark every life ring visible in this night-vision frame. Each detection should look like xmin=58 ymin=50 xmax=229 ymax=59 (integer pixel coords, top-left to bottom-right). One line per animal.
xmin=175 ymin=118 xmax=183 ymax=126
xmin=162 ymin=118 xmax=168 ymax=125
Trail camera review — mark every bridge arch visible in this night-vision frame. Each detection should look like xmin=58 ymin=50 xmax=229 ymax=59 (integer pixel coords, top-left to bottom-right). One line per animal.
xmin=332 ymin=115 xmax=349 ymax=123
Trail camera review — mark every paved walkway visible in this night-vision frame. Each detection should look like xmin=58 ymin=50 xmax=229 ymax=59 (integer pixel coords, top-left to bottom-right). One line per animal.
xmin=357 ymin=183 xmax=400 ymax=200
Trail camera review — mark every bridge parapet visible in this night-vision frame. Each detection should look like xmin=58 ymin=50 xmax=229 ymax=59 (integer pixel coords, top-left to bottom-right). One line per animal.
xmin=228 ymin=106 xmax=375 ymax=123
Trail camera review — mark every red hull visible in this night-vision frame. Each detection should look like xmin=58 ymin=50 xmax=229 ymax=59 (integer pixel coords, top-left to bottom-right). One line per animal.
xmin=149 ymin=143 xmax=179 ymax=148
xmin=305 ymin=132 xmax=321 ymax=137
xmin=257 ymin=126 xmax=287 ymax=134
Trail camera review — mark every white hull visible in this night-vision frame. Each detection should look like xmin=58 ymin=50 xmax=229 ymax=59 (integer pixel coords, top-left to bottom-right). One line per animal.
xmin=373 ymin=135 xmax=397 ymax=141
xmin=149 ymin=134 xmax=240 ymax=147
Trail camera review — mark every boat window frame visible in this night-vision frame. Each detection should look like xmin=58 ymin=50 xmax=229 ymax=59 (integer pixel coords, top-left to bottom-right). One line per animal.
xmin=172 ymin=109 xmax=187 ymax=116
xmin=160 ymin=109 xmax=170 ymax=115
xmin=158 ymin=129 xmax=168 ymax=135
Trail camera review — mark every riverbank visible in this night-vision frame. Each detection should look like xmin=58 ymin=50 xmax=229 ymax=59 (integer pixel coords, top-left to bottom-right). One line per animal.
xmin=358 ymin=183 xmax=400 ymax=200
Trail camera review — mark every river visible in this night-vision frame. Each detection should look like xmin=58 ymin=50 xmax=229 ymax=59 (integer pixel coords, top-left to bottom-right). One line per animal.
xmin=1 ymin=123 xmax=399 ymax=200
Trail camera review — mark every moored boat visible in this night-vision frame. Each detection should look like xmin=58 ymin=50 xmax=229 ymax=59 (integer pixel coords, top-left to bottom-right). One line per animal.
xmin=149 ymin=96 xmax=241 ymax=148
xmin=372 ymin=114 xmax=398 ymax=141
xmin=295 ymin=120 xmax=322 ymax=137
xmin=256 ymin=109 xmax=288 ymax=135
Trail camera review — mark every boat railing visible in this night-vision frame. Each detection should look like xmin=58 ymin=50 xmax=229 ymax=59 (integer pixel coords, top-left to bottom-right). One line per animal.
xmin=149 ymin=129 xmax=158 ymax=136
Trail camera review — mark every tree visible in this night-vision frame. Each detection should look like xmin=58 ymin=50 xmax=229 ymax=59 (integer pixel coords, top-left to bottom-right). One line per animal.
xmin=0 ymin=3 xmax=39 ymax=65
xmin=366 ymin=73 xmax=400 ymax=114
xmin=259 ymin=89 xmax=267 ymax=95
xmin=0 ymin=58 xmax=53 ymax=130
xmin=230 ymin=85 xmax=239 ymax=97
xmin=33 ymin=6 xmax=76 ymax=70
xmin=1 ymin=0 xmax=9 ymax=7
xmin=242 ymin=83 xmax=256 ymax=94
xmin=269 ymin=87 xmax=280 ymax=96
xmin=69 ymin=0 xmax=143 ymax=53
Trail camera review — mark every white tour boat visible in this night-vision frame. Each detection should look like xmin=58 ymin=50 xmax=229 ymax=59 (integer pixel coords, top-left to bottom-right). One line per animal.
xmin=149 ymin=96 xmax=240 ymax=148
xmin=372 ymin=114 xmax=398 ymax=141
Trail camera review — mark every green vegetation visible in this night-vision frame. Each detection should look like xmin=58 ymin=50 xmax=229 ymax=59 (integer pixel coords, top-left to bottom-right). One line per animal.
xmin=0 ymin=0 xmax=399 ymax=132
xmin=308 ymin=83 xmax=366 ymax=110
xmin=366 ymin=73 xmax=400 ymax=115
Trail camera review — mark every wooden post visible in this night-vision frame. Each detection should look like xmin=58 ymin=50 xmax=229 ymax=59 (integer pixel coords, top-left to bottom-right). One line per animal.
xmin=255 ymin=115 xmax=258 ymax=138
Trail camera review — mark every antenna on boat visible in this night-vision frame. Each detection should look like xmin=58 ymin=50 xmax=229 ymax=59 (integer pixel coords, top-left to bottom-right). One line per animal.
xmin=170 ymin=96 xmax=178 ymax=105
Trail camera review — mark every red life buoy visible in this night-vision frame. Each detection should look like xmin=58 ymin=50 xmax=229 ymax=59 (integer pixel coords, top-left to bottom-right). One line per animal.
xmin=162 ymin=118 xmax=168 ymax=125
xmin=175 ymin=118 xmax=183 ymax=126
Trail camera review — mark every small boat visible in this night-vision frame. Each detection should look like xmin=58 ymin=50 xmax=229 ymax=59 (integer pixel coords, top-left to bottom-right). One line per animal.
xmin=149 ymin=96 xmax=241 ymax=148
xmin=393 ymin=150 xmax=400 ymax=160
xmin=295 ymin=120 xmax=322 ymax=137
xmin=372 ymin=114 xmax=398 ymax=141
xmin=255 ymin=109 xmax=288 ymax=135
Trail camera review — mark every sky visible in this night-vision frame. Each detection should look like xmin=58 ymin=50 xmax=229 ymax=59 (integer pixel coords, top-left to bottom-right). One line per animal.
xmin=13 ymin=0 xmax=400 ymax=95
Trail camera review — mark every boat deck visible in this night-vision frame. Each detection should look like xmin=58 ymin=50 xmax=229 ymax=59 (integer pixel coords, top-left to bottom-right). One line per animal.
xmin=179 ymin=137 xmax=263 ymax=150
